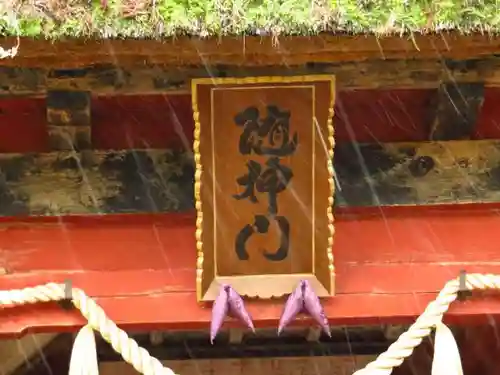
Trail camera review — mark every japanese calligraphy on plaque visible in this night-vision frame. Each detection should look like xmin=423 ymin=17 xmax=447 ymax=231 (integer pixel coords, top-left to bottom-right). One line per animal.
xmin=192 ymin=76 xmax=336 ymax=301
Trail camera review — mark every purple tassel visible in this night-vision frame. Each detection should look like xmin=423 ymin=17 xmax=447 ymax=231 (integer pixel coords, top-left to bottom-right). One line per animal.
xmin=278 ymin=280 xmax=330 ymax=336
xmin=210 ymin=284 xmax=230 ymax=344
xmin=278 ymin=281 xmax=305 ymax=335
xmin=303 ymin=280 xmax=331 ymax=337
xmin=210 ymin=284 xmax=254 ymax=343
xmin=228 ymin=286 xmax=255 ymax=333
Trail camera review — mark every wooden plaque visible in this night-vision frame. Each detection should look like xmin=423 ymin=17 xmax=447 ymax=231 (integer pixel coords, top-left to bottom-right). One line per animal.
xmin=192 ymin=76 xmax=335 ymax=301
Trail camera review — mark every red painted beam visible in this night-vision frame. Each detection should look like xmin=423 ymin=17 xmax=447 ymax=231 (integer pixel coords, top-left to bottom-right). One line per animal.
xmin=89 ymin=90 xmax=435 ymax=151
xmin=0 ymin=97 xmax=48 ymax=153
xmin=475 ymin=88 xmax=500 ymax=139
xmin=6 ymin=87 xmax=500 ymax=154
xmin=2 ymin=205 xmax=500 ymax=337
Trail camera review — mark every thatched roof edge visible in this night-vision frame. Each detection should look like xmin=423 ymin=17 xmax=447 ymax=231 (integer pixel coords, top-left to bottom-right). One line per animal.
xmin=2 ymin=1 xmax=500 ymax=39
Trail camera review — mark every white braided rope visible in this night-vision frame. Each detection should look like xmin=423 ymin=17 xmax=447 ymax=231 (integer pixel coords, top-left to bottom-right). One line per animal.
xmin=0 ymin=283 xmax=177 ymax=375
xmin=69 ymin=325 xmax=98 ymax=375
xmin=1 ymin=274 xmax=499 ymax=375
xmin=354 ymin=273 xmax=500 ymax=374
xmin=432 ymin=322 xmax=463 ymax=375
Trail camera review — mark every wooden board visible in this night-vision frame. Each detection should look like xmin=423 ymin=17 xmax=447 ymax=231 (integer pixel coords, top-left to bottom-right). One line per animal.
xmin=0 ymin=140 xmax=499 ymax=216
xmin=99 ymin=356 xmax=377 ymax=375
xmin=4 ymin=57 xmax=500 ymax=96
xmin=1 ymin=33 xmax=500 ymax=68
xmin=2 ymin=205 xmax=500 ymax=336
xmin=192 ymin=76 xmax=335 ymax=300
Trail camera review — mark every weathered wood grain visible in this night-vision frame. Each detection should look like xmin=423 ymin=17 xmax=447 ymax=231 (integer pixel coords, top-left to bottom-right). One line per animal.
xmin=49 ymin=60 xmax=454 ymax=94
xmin=429 ymin=83 xmax=485 ymax=140
xmin=3 ymin=57 xmax=500 ymax=96
xmin=0 ymin=140 xmax=499 ymax=216
xmin=0 ymin=149 xmax=194 ymax=216
xmin=46 ymin=90 xmax=90 ymax=126
xmin=47 ymin=126 xmax=91 ymax=151
xmin=0 ymin=67 xmax=46 ymax=96
xmin=46 ymin=90 xmax=91 ymax=151
xmin=335 ymin=140 xmax=500 ymax=206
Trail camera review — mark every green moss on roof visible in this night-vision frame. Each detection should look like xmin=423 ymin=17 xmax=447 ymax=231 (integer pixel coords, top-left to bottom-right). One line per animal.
xmin=1 ymin=0 xmax=500 ymax=38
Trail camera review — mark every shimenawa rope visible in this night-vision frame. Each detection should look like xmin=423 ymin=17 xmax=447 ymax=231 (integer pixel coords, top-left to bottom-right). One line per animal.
xmin=0 ymin=274 xmax=492 ymax=374
xmin=0 ymin=283 xmax=177 ymax=375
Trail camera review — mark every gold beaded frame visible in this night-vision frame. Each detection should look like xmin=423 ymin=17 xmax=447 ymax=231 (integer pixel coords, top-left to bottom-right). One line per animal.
xmin=191 ymin=75 xmax=335 ymax=301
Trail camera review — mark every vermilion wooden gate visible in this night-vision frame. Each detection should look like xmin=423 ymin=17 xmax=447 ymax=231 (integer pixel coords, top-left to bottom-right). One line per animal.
xmin=2 ymin=34 xmax=500 ymax=374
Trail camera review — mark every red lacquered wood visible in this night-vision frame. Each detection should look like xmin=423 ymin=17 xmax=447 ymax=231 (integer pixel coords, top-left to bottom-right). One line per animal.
xmin=0 ymin=97 xmax=48 ymax=153
xmin=89 ymin=89 xmax=434 ymax=150
xmin=1 ymin=205 xmax=500 ymax=336
xmin=7 ymin=86 xmax=500 ymax=153
xmin=335 ymin=89 xmax=434 ymax=143
xmin=474 ymin=88 xmax=500 ymax=139
xmin=91 ymin=95 xmax=195 ymax=150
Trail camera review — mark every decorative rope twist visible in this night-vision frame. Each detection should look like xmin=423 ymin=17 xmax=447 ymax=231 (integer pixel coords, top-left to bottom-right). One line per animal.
xmin=0 ymin=283 xmax=177 ymax=375
xmin=355 ymin=272 xmax=500 ymax=374
xmin=0 ymin=273 xmax=497 ymax=374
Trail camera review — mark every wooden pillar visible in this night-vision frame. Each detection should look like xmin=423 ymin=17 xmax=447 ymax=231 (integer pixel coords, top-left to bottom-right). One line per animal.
xmin=46 ymin=90 xmax=91 ymax=151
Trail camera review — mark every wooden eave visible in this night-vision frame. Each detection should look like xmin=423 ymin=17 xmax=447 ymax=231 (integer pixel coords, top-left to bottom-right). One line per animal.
xmin=3 ymin=33 xmax=500 ymax=99
xmin=1 ymin=32 xmax=500 ymax=68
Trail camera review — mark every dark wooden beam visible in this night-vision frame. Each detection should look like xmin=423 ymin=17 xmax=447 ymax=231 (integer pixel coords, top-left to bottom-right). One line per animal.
xmin=335 ymin=140 xmax=500 ymax=206
xmin=429 ymin=82 xmax=485 ymax=140
xmin=46 ymin=90 xmax=91 ymax=151
xmin=0 ymin=67 xmax=46 ymax=96
xmin=98 ymin=328 xmax=390 ymax=360
xmin=0 ymin=140 xmax=499 ymax=216
xmin=0 ymin=57 xmax=499 ymax=96
xmin=99 ymin=356 xmax=380 ymax=375
xmin=0 ymin=149 xmax=194 ymax=216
